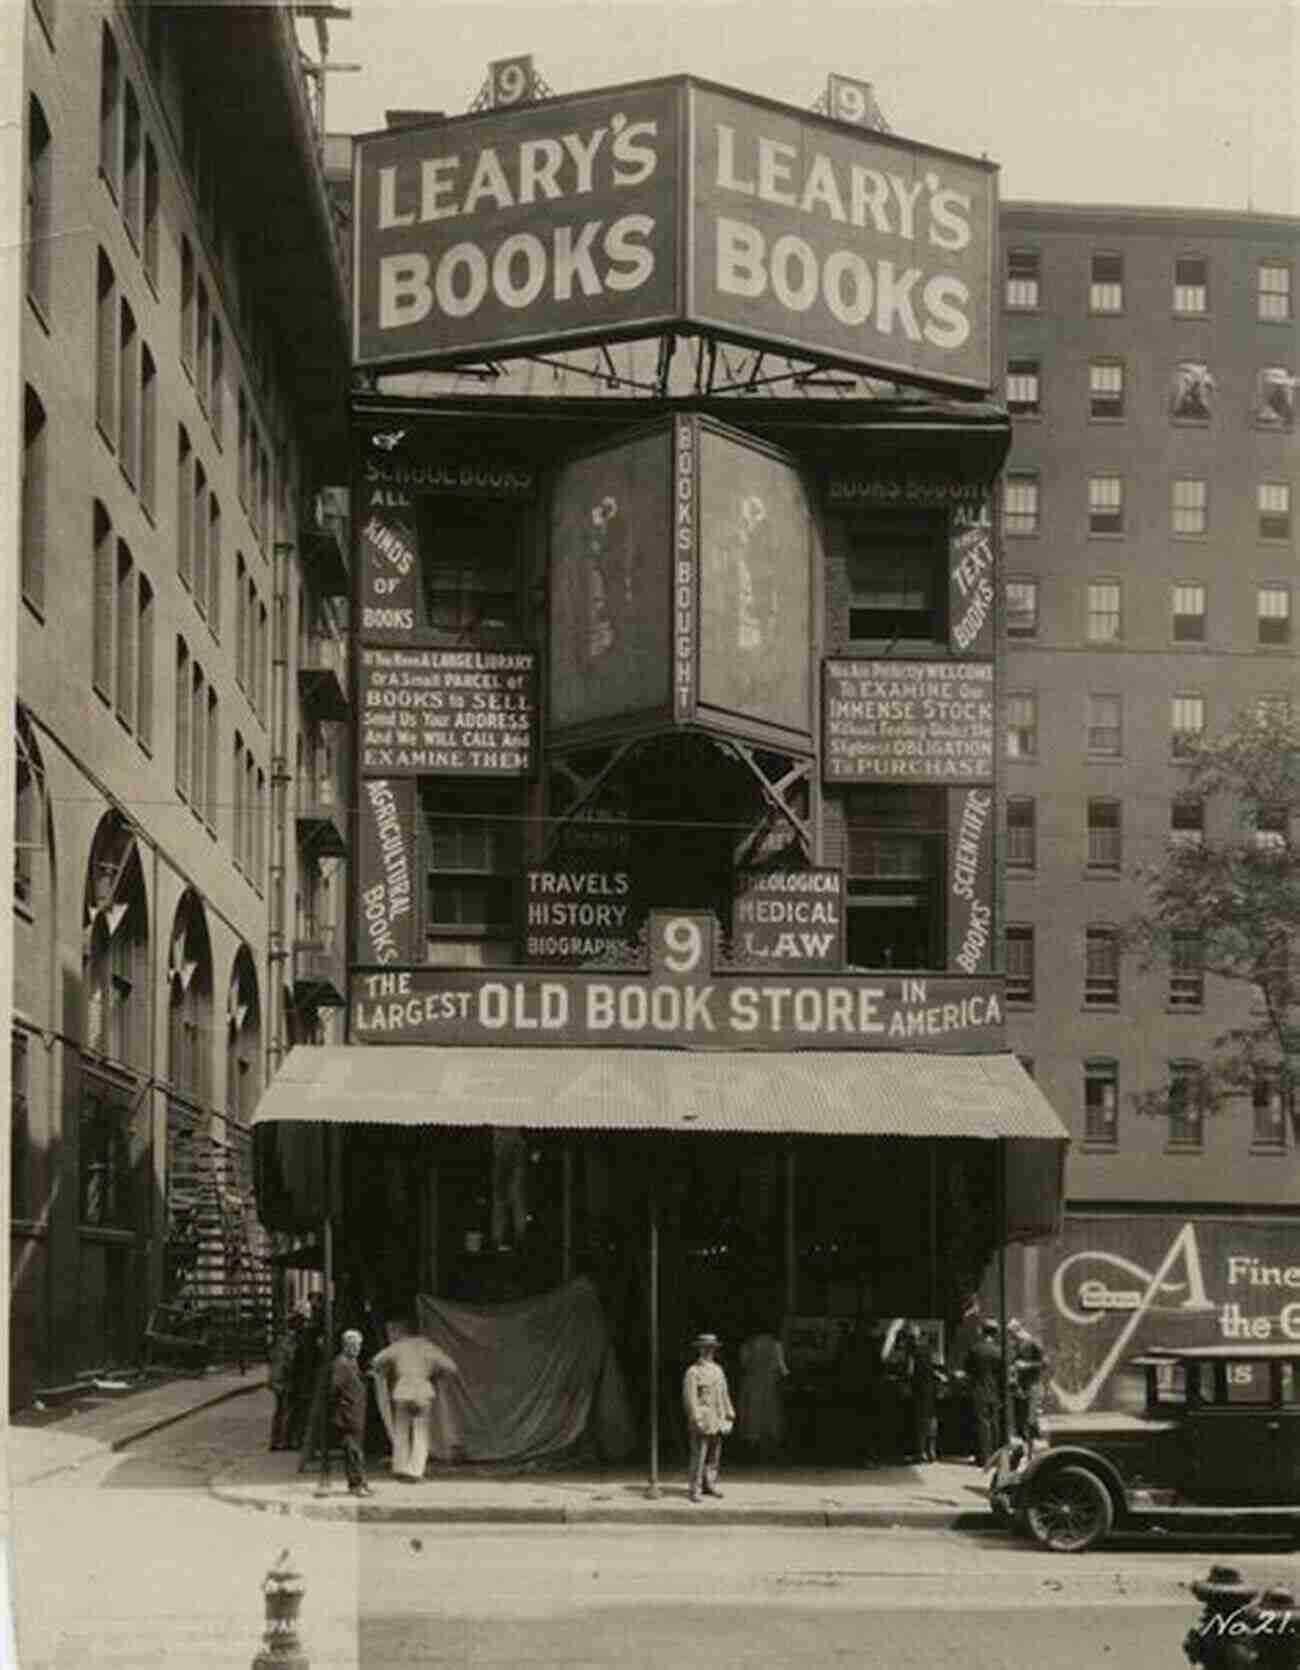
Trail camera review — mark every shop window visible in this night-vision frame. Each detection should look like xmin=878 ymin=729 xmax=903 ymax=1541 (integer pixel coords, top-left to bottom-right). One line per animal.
xmin=420 ymin=500 xmax=523 ymax=641
xmin=844 ymin=788 xmax=943 ymax=971
xmin=1086 ymin=694 xmax=1122 ymax=757
xmin=1005 ymin=248 xmax=1040 ymax=309
xmin=1258 ymin=586 xmax=1291 ymax=645
xmin=1087 ymin=798 xmax=1121 ymax=870
xmin=1006 ymin=797 xmax=1035 ymax=869
xmin=1006 ymin=358 xmax=1040 ymax=414
xmin=1086 ymin=581 xmax=1121 ymax=642
xmin=1258 ymin=483 xmax=1291 ymax=541
xmin=1256 ymin=368 xmax=1295 ymax=430
xmin=26 ymin=96 xmax=52 ymax=318
xmin=1089 ymin=360 xmax=1124 ymax=420
xmin=1172 ymin=583 xmax=1206 ymax=642
xmin=1171 ymin=478 xmax=1207 ymax=536
xmin=1169 ymin=932 xmax=1204 ymax=1010
xmin=1172 ymin=361 xmax=1214 ymax=421
xmin=1084 ymin=1059 xmax=1119 ymax=1146
xmin=22 ymin=385 xmax=47 ymax=612
xmin=1004 ymin=578 xmax=1038 ymax=638
xmin=1084 ymin=926 xmax=1120 ymax=1007
xmin=1253 ymin=1071 xmax=1287 ymax=1149
xmin=1170 ymin=796 xmax=1204 ymax=848
xmin=1259 ymin=263 xmax=1292 ymax=322
xmin=1172 ymin=694 xmax=1205 ymax=757
xmin=1168 ymin=1060 xmax=1204 ymax=1149
xmin=1006 ymin=691 xmax=1037 ymax=759
xmin=1088 ymin=475 xmax=1123 ymax=535
xmin=1173 ymin=256 xmax=1208 ymax=315
xmin=95 ymin=249 xmax=117 ymax=443
xmin=841 ymin=507 xmax=947 ymax=643
xmin=1003 ymin=472 xmax=1039 ymax=535
xmin=1089 ymin=252 xmax=1123 ymax=313
xmin=1005 ymin=926 xmax=1034 ymax=1004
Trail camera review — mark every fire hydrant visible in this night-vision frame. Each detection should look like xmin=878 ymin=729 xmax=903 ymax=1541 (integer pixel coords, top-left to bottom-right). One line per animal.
xmin=1238 ymin=1586 xmax=1300 ymax=1670
xmin=1184 ymin=1565 xmax=1261 ymax=1669
xmin=252 ymin=1549 xmax=308 ymax=1670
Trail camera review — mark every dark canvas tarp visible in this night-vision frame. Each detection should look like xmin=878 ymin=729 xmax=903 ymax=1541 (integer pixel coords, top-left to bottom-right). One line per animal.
xmin=414 ymin=1276 xmax=636 ymax=1465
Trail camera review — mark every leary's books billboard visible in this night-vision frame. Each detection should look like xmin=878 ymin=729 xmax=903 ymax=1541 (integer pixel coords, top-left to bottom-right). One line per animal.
xmin=353 ymin=76 xmax=996 ymax=393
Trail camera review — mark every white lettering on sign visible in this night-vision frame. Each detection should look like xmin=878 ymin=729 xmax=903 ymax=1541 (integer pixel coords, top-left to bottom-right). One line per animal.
xmin=673 ymin=418 xmax=696 ymax=720
xmin=824 ymin=659 xmax=995 ymax=783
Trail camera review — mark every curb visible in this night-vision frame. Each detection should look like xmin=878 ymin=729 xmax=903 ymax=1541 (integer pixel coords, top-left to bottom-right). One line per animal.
xmin=108 ymin=1378 xmax=267 ymax=1452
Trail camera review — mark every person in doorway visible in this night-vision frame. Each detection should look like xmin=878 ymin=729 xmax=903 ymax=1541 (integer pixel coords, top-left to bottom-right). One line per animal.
xmin=683 ymin=1332 xmax=735 ymax=1502
xmin=285 ymin=1302 xmax=320 ymax=1452
xmin=901 ymin=1322 xmax=940 ymax=1463
xmin=267 ymin=1309 xmax=303 ymax=1452
xmin=370 ymin=1315 xmax=462 ymax=1483
xmin=330 ymin=1329 xmax=372 ymax=1497
xmin=965 ymin=1320 xmax=1005 ymax=1468
xmin=1007 ymin=1318 xmax=1047 ymax=1457
xmin=737 ymin=1327 xmax=790 ymax=1460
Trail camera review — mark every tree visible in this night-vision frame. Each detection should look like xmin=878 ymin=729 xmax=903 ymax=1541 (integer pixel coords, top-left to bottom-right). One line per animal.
xmin=1125 ymin=705 xmax=1300 ymax=1128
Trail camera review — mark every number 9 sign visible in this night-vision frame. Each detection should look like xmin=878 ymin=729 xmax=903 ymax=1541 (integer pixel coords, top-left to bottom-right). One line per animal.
xmin=827 ymin=73 xmax=876 ymax=128
xmin=490 ymin=55 xmax=535 ymax=109
xmin=650 ymin=911 xmax=713 ymax=979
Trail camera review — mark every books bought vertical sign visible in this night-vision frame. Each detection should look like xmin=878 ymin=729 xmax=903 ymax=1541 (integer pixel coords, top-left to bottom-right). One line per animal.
xmin=673 ymin=415 xmax=698 ymax=722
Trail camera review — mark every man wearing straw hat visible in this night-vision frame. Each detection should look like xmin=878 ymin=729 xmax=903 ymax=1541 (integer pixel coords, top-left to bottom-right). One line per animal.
xmin=683 ymin=1332 xmax=735 ymax=1503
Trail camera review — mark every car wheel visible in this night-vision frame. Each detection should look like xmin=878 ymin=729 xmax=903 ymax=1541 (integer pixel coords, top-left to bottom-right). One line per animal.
xmin=1025 ymin=1465 xmax=1114 ymax=1553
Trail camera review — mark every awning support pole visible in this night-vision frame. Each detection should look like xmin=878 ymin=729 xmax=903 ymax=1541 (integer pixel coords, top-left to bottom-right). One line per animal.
xmin=561 ymin=1144 xmax=573 ymax=1282
xmin=997 ymin=1137 xmax=1011 ymax=1450
xmin=315 ymin=1127 xmax=335 ymax=1497
xmin=783 ymin=1140 xmax=796 ymax=1326
xmin=647 ymin=1189 xmax=660 ymax=1499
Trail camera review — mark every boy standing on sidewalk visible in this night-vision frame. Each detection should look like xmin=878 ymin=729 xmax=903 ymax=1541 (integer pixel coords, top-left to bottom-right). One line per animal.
xmin=683 ymin=1332 xmax=735 ymax=1502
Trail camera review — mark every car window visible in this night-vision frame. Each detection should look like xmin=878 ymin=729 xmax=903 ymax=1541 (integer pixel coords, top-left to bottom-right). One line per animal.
xmin=1283 ymin=1363 xmax=1300 ymax=1403
xmin=1223 ymin=1362 xmax=1273 ymax=1405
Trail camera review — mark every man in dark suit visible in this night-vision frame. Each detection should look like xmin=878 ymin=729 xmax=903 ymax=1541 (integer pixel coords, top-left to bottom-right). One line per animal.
xmin=965 ymin=1321 xmax=1004 ymax=1467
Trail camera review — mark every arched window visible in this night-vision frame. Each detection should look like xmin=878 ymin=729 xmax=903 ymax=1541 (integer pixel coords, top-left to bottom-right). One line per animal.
xmin=225 ymin=948 xmax=261 ymax=1126
xmin=168 ymin=890 xmax=213 ymax=1104
xmin=84 ymin=810 xmax=147 ymax=1069
xmin=15 ymin=709 xmax=46 ymax=910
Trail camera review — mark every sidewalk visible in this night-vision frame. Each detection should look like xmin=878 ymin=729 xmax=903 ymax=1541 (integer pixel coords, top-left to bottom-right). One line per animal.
xmin=7 ymin=1370 xmax=995 ymax=1528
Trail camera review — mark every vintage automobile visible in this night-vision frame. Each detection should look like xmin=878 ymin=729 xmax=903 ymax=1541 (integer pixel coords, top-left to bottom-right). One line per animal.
xmin=990 ymin=1344 xmax=1300 ymax=1552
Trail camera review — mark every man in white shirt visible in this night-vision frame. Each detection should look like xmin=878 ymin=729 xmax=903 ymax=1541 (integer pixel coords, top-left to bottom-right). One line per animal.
xmin=682 ymin=1332 xmax=735 ymax=1502
xmin=371 ymin=1316 xmax=461 ymax=1482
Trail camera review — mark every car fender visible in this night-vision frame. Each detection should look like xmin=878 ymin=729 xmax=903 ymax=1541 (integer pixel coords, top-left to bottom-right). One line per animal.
xmin=1014 ymin=1446 xmax=1129 ymax=1522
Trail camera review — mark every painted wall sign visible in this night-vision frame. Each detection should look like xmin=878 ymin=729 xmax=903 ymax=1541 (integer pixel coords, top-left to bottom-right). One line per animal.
xmin=673 ymin=416 xmax=698 ymax=721
xmin=1042 ymin=1216 xmax=1300 ymax=1415
xmin=823 ymin=658 xmax=995 ymax=783
xmin=948 ymin=495 xmax=995 ymax=655
xmin=355 ymin=777 xmax=419 ymax=964
xmin=358 ymin=505 xmax=422 ymax=639
xmin=523 ymin=868 xmax=633 ymax=963
xmin=353 ymin=77 xmax=996 ymax=394
xmin=824 ymin=477 xmax=988 ymax=507
xmin=733 ymin=869 xmax=844 ymax=970
xmin=359 ymin=646 xmax=536 ymax=775
xmin=361 ymin=453 xmax=536 ymax=501
xmin=946 ymin=786 xmax=994 ymax=974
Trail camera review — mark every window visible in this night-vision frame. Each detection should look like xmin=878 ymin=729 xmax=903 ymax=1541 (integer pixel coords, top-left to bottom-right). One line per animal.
xmin=116 ymin=299 xmax=138 ymax=483
xmin=1006 ymin=797 xmax=1036 ymax=869
xmin=180 ymin=237 xmax=194 ymax=374
xmin=1172 ymin=584 xmax=1206 ymax=642
xmin=98 ymin=24 xmax=120 ymax=196
xmin=11 ymin=1031 xmax=32 ymax=1221
xmin=1005 ymin=926 xmax=1034 ymax=1004
xmin=192 ymin=461 xmax=208 ymax=614
xmin=143 ymin=139 xmax=159 ymax=288
xmin=424 ymin=787 xmax=520 ymax=957
xmin=1087 ymin=799 xmax=1121 ymax=869
xmin=1171 ymin=478 xmax=1207 ymax=536
xmin=1084 ymin=1060 xmax=1119 ymax=1146
xmin=1256 ymin=368 xmax=1295 ymax=430
xmin=139 ymin=345 xmax=157 ymax=515
xmin=1172 ymin=695 xmax=1205 ymax=757
xmin=22 ymin=385 xmax=47 ymax=612
xmin=92 ymin=502 xmax=113 ymax=699
xmin=1253 ymin=804 xmax=1289 ymax=853
xmin=174 ymin=637 xmax=190 ymax=798
xmin=1006 ymin=692 xmax=1037 ymax=758
xmin=1084 ymin=927 xmax=1120 ymax=1006
xmin=15 ymin=716 xmax=43 ymax=912
xmin=843 ymin=788 xmax=943 ymax=971
xmin=1006 ymin=358 xmax=1040 ymax=415
xmin=1173 ymin=256 xmax=1208 ymax=315
xmin=840 ymin=508 xmax=948 ymax=644
xmin=1086 ymin=581 xmax=1121 ymax=642
xmin=26 ymin=96 xmax=52 ymax=317
xmin=1259 ymin=483 xmax=1291 ymax=540
xmin=137 ymin=576 xmax=154 ymax=752
xmin=95 ymin=250 xmax=116 ymax=442
xmin=1170 ymin=796 xmax=1204 ymax=848
xmin=195 ymin=279 xmax=210 ymax=410
xmin=232 ymin=731 xmax=244 ymax=867
xmin=1259 ymin=263 xmax=1292 ymax=322
xmin=1005 ymin=248 xmax=1039 ymax=309
xmin=122 ymin=83 xmax=141 ymax=245
xmin=255 ymin=601 xmax=269 ymax=720
xmin=1257 ymin=694 xmax=1291 ymax=725
xmin=237 ymin=389 xmax=248 ymax=507
xmin=235 ymin=555 xmax=247 ymax=688
xmin=208 ymin=498 xmax=221 ymax=633
xmin=1089 ymin=252 xmax=1123 ymax=313
xmin=1168 ymin=1061 xmax=1204 ymax=1148
xmin=1088 ymin=476 xmax=1123 ymax=534
xmin=1087 ymin=694 xmax=1122 ymax=756
xmin=1004 ymin=578 xmax=1038 ymax=638
xmin=1169 ymin=932 xmax=1204 ymax=1009
xmin=79 ymin=1086 xmax=131 ymax=1226
xmin=1089 ymin=359 xmax=1124 ymax=419
xmin=206 ymin=690 xmax=218 ymax=833
xmin=177 ymin=427 xmax=192 ymax=586
xmin=1258 ymin=586 xmax=1291 ymax=645
xmin=210 ymin=321 xmax=224 ymax=444
xmin=1003 ymin=472 xmax=1039 ymax=535
xmin=114 ymin=541 xmax=135 ymax=725
xmin=1172 ymin=361 xmax=1214 ymax=420
xmin=1253 ymin=1071 xmax=1287 ymax=1148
